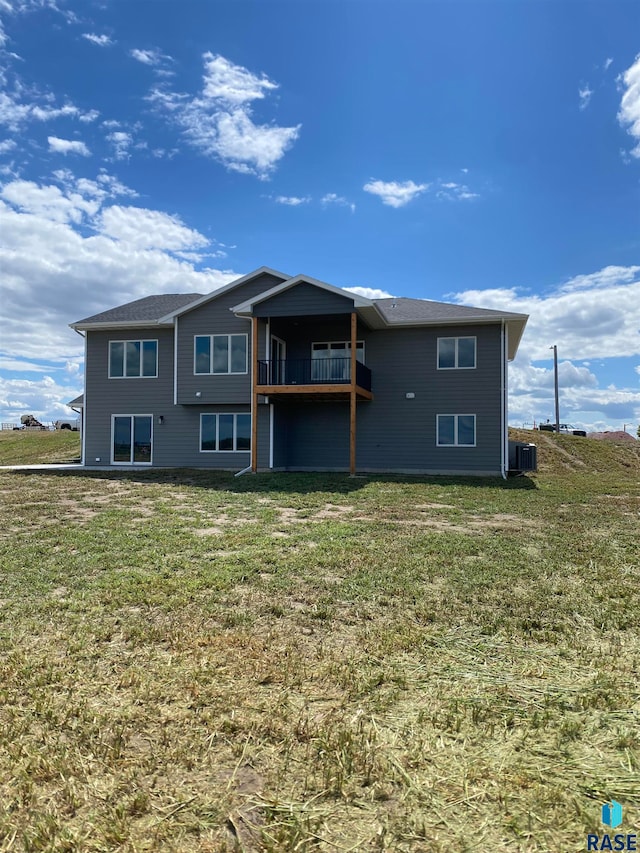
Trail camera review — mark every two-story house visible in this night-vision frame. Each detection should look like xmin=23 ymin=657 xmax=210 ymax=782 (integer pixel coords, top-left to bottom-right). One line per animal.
xmin=70 ymin=266 xmax=528 ymax=475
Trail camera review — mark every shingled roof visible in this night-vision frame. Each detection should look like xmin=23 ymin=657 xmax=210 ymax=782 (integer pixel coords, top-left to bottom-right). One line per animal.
xmin=69 ymin=273 xmax=527 ymax=360
xmin=373 ymin=297 xmax=527 ymax=325
xmin=72 ymin=293 xmax=203 ymax=327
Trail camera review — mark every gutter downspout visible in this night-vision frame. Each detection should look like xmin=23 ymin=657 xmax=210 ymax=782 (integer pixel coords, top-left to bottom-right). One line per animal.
xmin=237 ymin=317 xmax=256 ymax=479
xmin=173 ymin=317 xmax=178 ymax=406
xmin=501 ymin=320 xmax=508 ymax=480
xmin=74 ymin=328 xmax=86 ymax=466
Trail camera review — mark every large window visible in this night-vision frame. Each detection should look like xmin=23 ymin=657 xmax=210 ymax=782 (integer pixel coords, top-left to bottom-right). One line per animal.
xmin=437 ymin=414 xmax=476 ymax=447
xmin=109 ymin=340 xmax=158 ymax=378
xmin=112 ymin=415 xmax=153 ymax=464
xmin=200 ymin=413 xmax=251 ymax=452
xmin=437 ymin=337 xmax=476 ymax=370
xmin=194 ymin=335 xmax=247 ymax=375
xmin=311 ymin=341 xmax=364 ymax=381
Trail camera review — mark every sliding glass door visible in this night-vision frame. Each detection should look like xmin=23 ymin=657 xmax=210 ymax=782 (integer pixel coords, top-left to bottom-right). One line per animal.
xmin=112 ymin=415 xmax=153 ymax=464
xmin=311 ymin=341 xmax=365 ymax=381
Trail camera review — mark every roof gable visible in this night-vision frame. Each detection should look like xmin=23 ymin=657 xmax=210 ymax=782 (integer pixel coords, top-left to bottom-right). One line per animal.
xmin=232 ymin=274 xmax=374 ymax=315
xmin=156 ymin=266 xmax=290 ymax=323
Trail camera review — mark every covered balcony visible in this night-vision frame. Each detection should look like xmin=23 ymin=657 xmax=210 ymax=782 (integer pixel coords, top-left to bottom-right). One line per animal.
xmin=256 ymin=357 xmax=372 ymax=398
xmin=231 ymin=275 xmax=379 ymax=473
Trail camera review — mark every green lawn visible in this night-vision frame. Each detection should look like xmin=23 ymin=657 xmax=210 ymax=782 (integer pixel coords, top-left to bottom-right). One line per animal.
xmin=0 ymin=429 xmax=81 ymax=465
xmin=0 ymin=432 xmax=638 ymax=851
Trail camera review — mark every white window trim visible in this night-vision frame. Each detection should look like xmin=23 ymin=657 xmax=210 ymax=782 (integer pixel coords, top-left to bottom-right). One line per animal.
xmin=437 ymin=336 xmax=476 ymax=370
xmin=436 ymin=414 xmax=477 ymax=447
xmin=199 ymin=413 xmax=252 ymax=453
xmin=193 ymin=333 xmax=249 ymax=376
xmin=109 ymin=339 xmax=158 ymax=379
xmin=311 ymin=340 xmax=365 ymax=361
xmin=111 ymin=414 xmax=154 ymax=465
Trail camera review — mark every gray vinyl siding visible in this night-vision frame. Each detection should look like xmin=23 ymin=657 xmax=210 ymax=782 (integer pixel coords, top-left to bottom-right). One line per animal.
xmin=272 ymin=403 xmax=288 ymax=469
xmin=84 ymin=328 xmax=269 ymax=469
xmin=86 ymin=398 xmax=268 ymax=470
xmin=83 ymin=294 xmax=504 ymax=473
xmin=253 ymin=283 xmax=355 ymax=317
xmin=176 ymin=273 xmax=279 ymax=405
xmin=272 ymin=401 xmax=350 ymax=470
xmin=84 ymin=328 xmax=174 ymax=465
xmin=270 ymin=323 xmax=503 ymax=474
xmin=357 ymin=323 xmax=503 ymax=473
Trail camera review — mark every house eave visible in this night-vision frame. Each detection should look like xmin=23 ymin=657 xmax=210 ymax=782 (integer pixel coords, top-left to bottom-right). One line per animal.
xmin=69 ymin=320 xmax=175 ymax=331
xmin=374 ymin=314 xmax=528 ymax=359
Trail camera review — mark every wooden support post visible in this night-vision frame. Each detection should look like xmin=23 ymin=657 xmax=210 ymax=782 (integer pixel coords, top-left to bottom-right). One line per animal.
xmin=251 ymin=316 xmax=259 ymax=472
xmin=350 ymin=311 xmax=357 ymax=475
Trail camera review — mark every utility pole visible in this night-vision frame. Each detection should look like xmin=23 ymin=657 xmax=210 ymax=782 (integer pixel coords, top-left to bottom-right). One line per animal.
xmin=551 ymin=345 xmax=560 ymax=433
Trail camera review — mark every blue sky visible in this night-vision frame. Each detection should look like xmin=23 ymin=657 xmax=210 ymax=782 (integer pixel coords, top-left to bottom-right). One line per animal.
xmin=1 ymin=0 xmax=639 ymax=433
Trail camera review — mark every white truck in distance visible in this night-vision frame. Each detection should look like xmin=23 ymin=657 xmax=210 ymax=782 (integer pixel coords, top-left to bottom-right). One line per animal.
xmin=55 ymin=417 xmax=80 ymax=431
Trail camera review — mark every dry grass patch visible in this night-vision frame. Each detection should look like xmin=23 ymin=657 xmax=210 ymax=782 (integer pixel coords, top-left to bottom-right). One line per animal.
xmin=0 ymin=449 xmax=639 ymax=850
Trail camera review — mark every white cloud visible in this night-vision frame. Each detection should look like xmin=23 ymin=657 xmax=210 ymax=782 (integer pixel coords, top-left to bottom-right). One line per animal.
xmin=509 ymin=360 xmax=598 ymax=394
xmin=211 ymin=109 xmax=299 ymax=176
xmin=31 ymin=104 xmax=79 ymax=121
xmin=107 ymin=130 xmax=133 ymax=160
xmin=454 ymin=265 xmax=640 ymax=428
xmin=1 ymin=179 xmax=101 ymax=222
xmin=0 ymin=373 xmax=87 ymax=427
xmin=151 ymin=146 xmax=178 ymax=159
xmin=82 ymin=33 xmax=113 ymax=47
xmin=0 ymin=356 xmax=60 ymax=372
xmin=0 ymin=138 xmax=16 ymax=154
xmin=202 ymin=53 xmax=277 ymax=105
xmin=0 ymin=59 xmax=98 ymax=131
xmin=578 ymin=84 xmax=593 ymax=111
xmin=0 ymin=93 xmax=31 ymax=130
xmin=274 ymin=195 xmax=310 ymax=206
xmin=149 ymin=53 xmax=300 ymax=178
xmin=344 ymin=286 xmax=394 ymax=300
xmin=363 ymin=179 xmax=429 ymax=208
xmin=618 ymin=54 xmax=640 ymax=158
xmin=97 ymin=206 xmax=210 ymax=251
xmin=557 ymin=264 xmax=640 ymax=293
xmin=604 ymin=58 xmax=613 ymax=71
xmin=47 ymin=136 xmax=91 ymax=156
xmin=130 ymin=48 xmax=166 ymax=66
xmin=79 ymin=109 xmax=100 ymax=123
xmin=454 ymin=266 xmax=640 ymax=362
xmin=321 ymin=193 xmax=355 ymax=212
xmin=635 ymin=365 xmax=640 ymax=377
xmin=0 ymin=95 xmax=83 ymax=129
xmin=436 ymin=181 xmax=479 ymax=201
xmin=0 ymin=172 xmax=239 ymax=401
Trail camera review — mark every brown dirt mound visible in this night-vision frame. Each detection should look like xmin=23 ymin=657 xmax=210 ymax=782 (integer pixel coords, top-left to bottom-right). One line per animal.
xmin=588 ymin=431 xmax=637 ymax=443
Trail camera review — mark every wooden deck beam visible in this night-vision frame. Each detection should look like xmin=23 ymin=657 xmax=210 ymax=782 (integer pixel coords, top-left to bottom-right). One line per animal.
xmin=251 ymin=316 xmax=258 ymax=472
xmin=350 ymin=311 xmax=357 ymax=475
xmin=255 ymin=383 xmax=372 ymax=399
